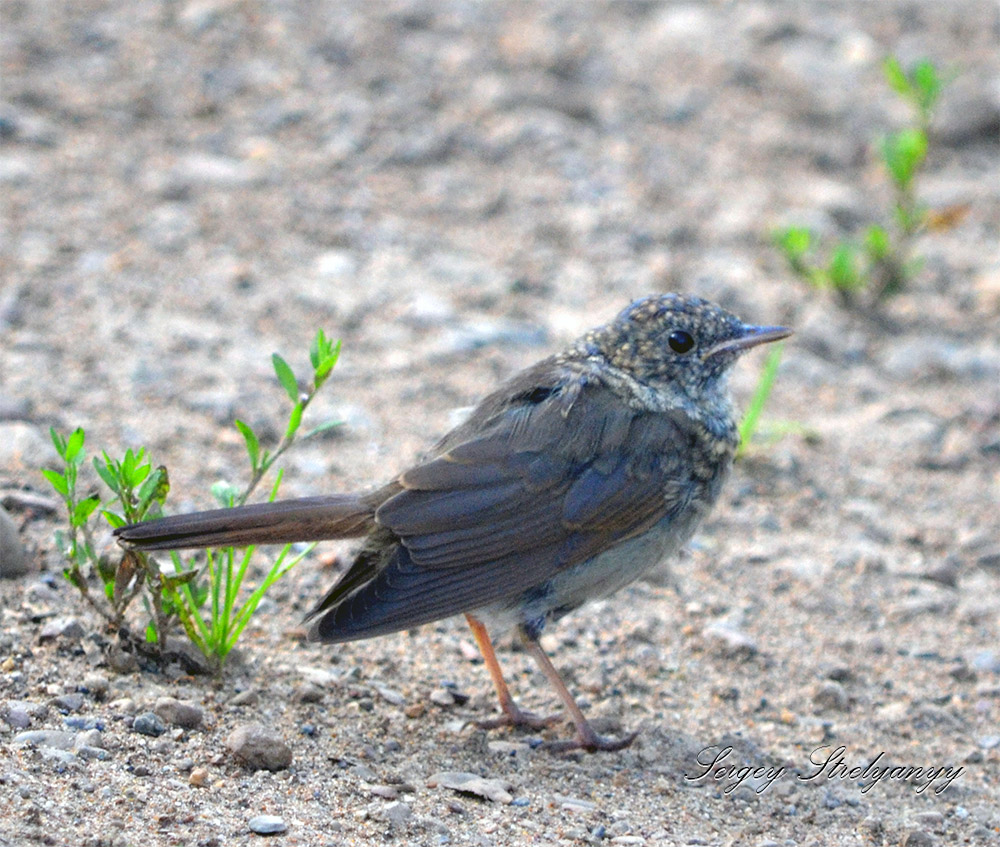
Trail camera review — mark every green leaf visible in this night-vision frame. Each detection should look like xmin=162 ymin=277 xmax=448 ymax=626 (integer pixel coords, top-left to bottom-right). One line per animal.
xmin=93 ymin=456 xmax=120 ymax=493
xmin=41 ymin=468 xmax=69 ymax=497
xmin=136 ymin=466 xmax=166 ymax=512
xmin=234 ymin=419 xmax=261 ymax=469
xmin=309 ymin=331 xmax=341 ymax=388
xmin=268 ymin=467 xmax=285 ymax=502
xmin=911 ymin=59 xmax=943 ymax=111
xmin=272 ymin=354 xmax=299 ymax=403
xmin=882 ymin=55 xmax=910 ymax=98
xmin=49 ymin=427 xmax=68 ymax=458
xmin=162 ymin=569 xmax=200 ymax=589
xmin=130 ymin=462 xmax=152 ymax=487
xmin=121 ymin=448 xmax=136 ymax=482
xmin=64 ymin=428 xmax=86 ymax=464
xmin=102 ymin=510 xmax=126 ymax=529
xmin=827 ymin=243 xmax=864 ymax=290
xmin=284 ymin=401 xmax=304 ymax=441
xmin=303 ymin=419 xmax=342 ymax=439
xmin=738 ymin=343 xmax=784 ymax=458
xmin=774 ymin=226 xmax=812 ymax=259
xmin=72 ymin=495 xmax=101 ymax=527
xmin=315 ymin=338 xmax=341 ymax=388
xmin=881 ymin=129 xmax=927 ymax=189
xmin=864 ymin=225 xmax=891 ymax=260
xmin=309 ymin=328 xmax=329 ymax=370
xmin=150 ymin=465 xmax=170 ymax=507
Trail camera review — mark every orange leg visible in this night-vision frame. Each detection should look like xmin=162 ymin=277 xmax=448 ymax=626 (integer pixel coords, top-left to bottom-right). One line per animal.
xmin=464 ymin=614 xmax=558 ymax=731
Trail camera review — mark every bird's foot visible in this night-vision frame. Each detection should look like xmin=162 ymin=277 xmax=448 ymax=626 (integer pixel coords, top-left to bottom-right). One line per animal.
xmin=477 ymin=702 xmax=561 ymax=732
xmin=542 ymin=724 xmax=639 ymax=754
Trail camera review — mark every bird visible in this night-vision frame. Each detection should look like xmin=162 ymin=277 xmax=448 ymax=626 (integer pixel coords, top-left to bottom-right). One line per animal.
xmin=115 ymin=293 xmax=791 ymax=752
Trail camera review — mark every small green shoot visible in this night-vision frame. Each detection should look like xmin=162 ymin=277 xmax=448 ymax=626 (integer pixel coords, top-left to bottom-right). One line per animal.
xmin=773 ymin=55 xmax=949 ymax=309
xmin=43 ymin=329 xmax=342 ymax=671
xmin=738 ymin=343 xmax=785 ymax=459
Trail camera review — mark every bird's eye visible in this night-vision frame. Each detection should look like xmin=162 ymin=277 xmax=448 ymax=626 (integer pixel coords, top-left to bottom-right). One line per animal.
xmin=667 ymin=330 xmax=695 ymax=354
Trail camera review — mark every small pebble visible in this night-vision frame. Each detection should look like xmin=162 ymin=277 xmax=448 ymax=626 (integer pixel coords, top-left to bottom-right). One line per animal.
xmin=133 ymin=712 xmax=167 ymax=737
xmin=374 ymin=684 xmax=405 ymax=706
xmin=13 ymin=729 xmax=77 ymax=750
xmin=382 ymin=801 xmax=413 ymax=826
xmin=230 ymin=690 xmax=259 ymax=707
xmin=227 ymin=723 xmax=293 ymax=771
xmin=557 ymin=794 xmax=597 ymax=812
xmin=902 ymin=831 xmax=936 ymax=847
xmin=2 ymin=700 xmax=47 ymax=727
xmin=914 ymin=811 xmax=944 ymax=829
xmin=369 ymin=784 xmax=400 ymax=800
xmin=429 ymin=688 xmax=455 ymax=707
xmin=81 ymin=673 xmax=110 ymax=699
xmin=108 ymin=697 xmax=137 ymax=714
xmin=294 ymin=682 xmax=325 ymax=704
xmin=248 ymin=815 xmax=287 ymax=835
xmin=39 ymin=617 xmax=85 ymax=642
xmin=75 ymin=728 xmax=103 ymax=749
xmin=189 ymin=767 xmax=209 ymax=787
xmin=51 ymin=693 xmax=84 ymax=713
xmin=970 ymin=651 xmax=1000 ymax=673
xmin=813 ymin=681 xmax=850 ymax=712
xmin=3 ymin=704 xmax=31 ymax=729
xmin=76 ymin=745 xmax=111 ymax=761
xmin=154 ymin=696 xmax=204 ymax=729
xmin=296 ymin=665 xmax=340 ymax=687
xmin=949 ymin=663 xmax=977 ymax=683
xmin=428 ymin=771 xmax=513 ymax=804
xmin=702 ymin=621 xmax=758 ymax=657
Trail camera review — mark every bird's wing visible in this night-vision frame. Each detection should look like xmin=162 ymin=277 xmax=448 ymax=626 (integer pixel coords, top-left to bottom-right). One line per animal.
xmin=309 ymin=372 xmax=700 ymax=642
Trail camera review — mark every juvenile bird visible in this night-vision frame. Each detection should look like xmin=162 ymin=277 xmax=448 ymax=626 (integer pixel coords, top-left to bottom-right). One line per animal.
xmin=116 ymin=293 xmax=790 ymax=751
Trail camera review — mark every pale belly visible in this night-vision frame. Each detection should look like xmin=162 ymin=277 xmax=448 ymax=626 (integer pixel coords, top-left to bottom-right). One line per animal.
xmin=477 ymin=494 xmax=713 ymax=635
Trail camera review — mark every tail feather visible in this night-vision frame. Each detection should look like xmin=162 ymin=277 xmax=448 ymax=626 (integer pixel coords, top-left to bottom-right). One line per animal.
xmin=114 ymin=494 xmax=375 ymax=551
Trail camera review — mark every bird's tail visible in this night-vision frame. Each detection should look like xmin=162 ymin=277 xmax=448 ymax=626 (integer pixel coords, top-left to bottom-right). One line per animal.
xmin=113 ymin=494 xmax=376 ymax=551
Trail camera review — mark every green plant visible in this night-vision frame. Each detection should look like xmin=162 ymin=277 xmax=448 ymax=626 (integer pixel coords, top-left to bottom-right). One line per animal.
xmin=774 ymin=55 xmax=948 ymax=308
xmin=161 ymin=330 xmax=341 ymax=665
xmin=737 ymin=342 xmax=785 ymax=458
xmin=45 ymin=433 xmax=166 ymax=626
xmin=44 ymin=329 xmax=341 ymax=670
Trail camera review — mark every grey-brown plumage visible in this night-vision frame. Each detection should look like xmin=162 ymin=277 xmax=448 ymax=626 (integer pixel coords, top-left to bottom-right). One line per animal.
xmin=116 ymin=293 xmax=790 ymax=751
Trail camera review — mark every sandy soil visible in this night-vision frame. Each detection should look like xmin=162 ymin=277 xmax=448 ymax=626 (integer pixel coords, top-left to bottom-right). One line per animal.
xmin=2 ymin=2 xmax=999 ymax=845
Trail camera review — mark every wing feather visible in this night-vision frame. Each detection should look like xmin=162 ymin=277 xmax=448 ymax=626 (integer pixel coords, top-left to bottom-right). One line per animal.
xmin=310 ymin=369 xmax=701 ymax=642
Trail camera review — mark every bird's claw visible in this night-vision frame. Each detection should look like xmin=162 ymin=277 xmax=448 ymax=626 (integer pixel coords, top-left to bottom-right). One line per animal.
xmin=477 ymin=706 xmax=561 ymax=732
xmin=542 ymin=727 xmax=639 ymax=753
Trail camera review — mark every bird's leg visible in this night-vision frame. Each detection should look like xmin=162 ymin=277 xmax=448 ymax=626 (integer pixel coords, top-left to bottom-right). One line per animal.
xmin=518 ymin=626 xmax=638 ymax=753
xmin=464 ymin=614 xmax=559 ymax=731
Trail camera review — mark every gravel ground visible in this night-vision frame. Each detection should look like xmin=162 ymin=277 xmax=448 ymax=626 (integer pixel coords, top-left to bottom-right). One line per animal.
xmin=2 ymin=2 xmax=999 ymax=845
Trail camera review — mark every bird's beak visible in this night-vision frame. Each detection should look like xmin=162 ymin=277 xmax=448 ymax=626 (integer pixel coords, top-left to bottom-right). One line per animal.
xmin=703 ymin=325 xmax=793 ymax=359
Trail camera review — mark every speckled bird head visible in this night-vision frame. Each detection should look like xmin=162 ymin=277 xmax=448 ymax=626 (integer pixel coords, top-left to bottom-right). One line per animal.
xmin=575 ymin=293 xmax=791 ymax=430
